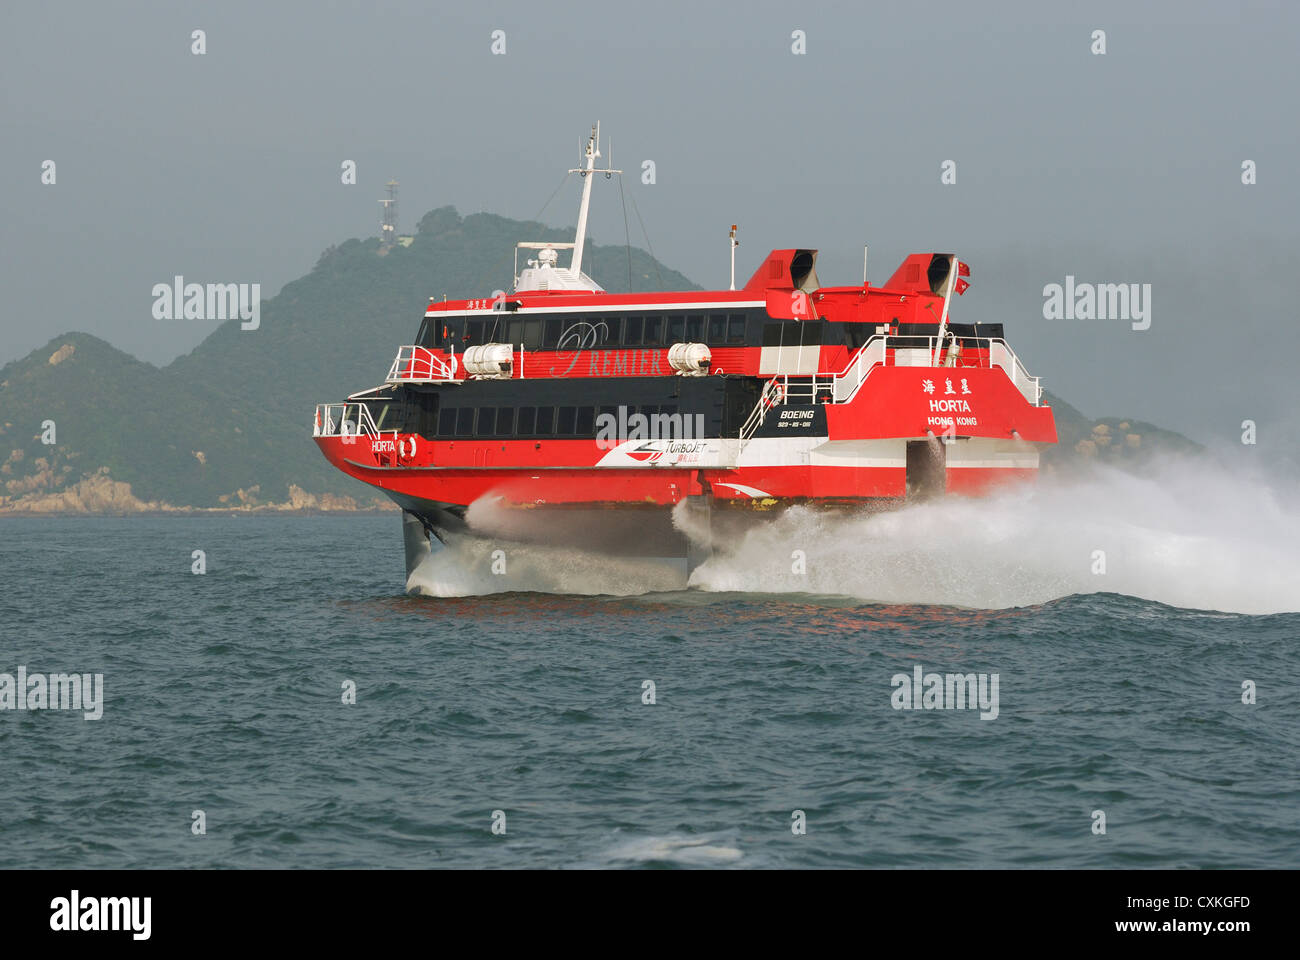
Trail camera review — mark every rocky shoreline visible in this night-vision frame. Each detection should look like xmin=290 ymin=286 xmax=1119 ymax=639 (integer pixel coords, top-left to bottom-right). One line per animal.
xmin=0 ymin=468 xmax=391 ymax=516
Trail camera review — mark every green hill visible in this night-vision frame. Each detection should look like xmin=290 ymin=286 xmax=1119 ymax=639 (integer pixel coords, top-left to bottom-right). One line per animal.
xmin=0 ymin=207 xmax=1199 ymax=513
xmin=1039 ymin=390 xmax=1204 ymax=473
xmin=0 ymin=208 xmax=696 ymax=512
xmin=0 ymin=332 xmax=260 ymax=510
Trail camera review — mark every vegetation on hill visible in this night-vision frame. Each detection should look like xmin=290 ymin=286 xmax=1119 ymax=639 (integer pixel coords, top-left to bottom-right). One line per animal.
xmin=1039 ymin=390 xmax=1203 ymax=473
xmin=0 ymin=208 xmax=695 ymax=511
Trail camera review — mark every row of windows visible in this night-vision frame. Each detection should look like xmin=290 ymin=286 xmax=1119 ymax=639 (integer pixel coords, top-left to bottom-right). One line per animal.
xmin=435 ymin=403 xmax=684 ymax=439
xmin=419 ymin=312 xmax=1009 ymax=354
xmin=446 ymin=313 xmax=751 ymax=351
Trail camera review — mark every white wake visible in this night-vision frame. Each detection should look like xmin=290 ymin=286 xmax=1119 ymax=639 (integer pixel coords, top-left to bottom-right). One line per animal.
xmin=406 ymin=456 xmax=1300 ymax=615
xmin=688 ymin=457 xmax=1300 ymax=615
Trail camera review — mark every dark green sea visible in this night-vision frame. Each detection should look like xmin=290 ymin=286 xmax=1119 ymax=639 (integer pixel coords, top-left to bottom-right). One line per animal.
xmin=2 ymin=471 xmax=1298 ymax=867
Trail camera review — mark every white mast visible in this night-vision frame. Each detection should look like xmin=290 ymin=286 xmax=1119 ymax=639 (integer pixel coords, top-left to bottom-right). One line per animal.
xmin=569 ymin=123 xmax=600 ymax=278
xmin=514 ymin=124 xmax=620 ymax=294
xmin=932 ymin=254 xmax=959 ymax=366
xmin=729 ymin=224 xmax=738 ymax=290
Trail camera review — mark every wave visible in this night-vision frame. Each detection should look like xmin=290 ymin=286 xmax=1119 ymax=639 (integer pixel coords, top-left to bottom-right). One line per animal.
xmin=598 ymin=833 xmax=744 ymax=866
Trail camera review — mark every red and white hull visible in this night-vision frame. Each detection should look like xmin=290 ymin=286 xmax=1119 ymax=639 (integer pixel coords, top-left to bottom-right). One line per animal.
xmin=311 ymin=126 xmax=1057 ymax=585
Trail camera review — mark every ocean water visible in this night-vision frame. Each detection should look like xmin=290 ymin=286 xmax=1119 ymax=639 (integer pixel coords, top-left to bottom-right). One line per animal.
xmin=1 ymin=459 xmax=1298 ymax=869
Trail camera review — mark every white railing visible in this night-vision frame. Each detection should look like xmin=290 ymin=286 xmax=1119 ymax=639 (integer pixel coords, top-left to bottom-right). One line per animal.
xmin=737 ymin=333 xmax=1044 ymax=443
xmin=911 ymin=334 xmax=1041 ymax=405
xmin=987 ymin=340 xmax=1042 ymax=406
xmin=832 ymin=336 xmax=888 ymax=402
xmin=314 ymin=401 xmax=392 ymax=439
xmin=739 ymin=378 xmax=785 ymax=442
xmin=386 ymin=345 xmax=460 ymax=384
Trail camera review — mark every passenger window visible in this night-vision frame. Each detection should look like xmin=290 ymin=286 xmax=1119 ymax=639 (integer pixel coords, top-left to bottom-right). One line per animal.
xmin=556 ymin=319 xmax=585 ymax=350
xmin=668 ymin=315 xmax=685 ymax=344
xmin=598 ymin=406 xmax=618 ymax=436
xmin=517 ymin=406 xmax=536 ymax=435
xmin=556 ymin=406 xmax=577 ymax=435
xmin=544 ymin=318 xmax=563 ymax=348
xmin=535 ymin=407 xmax=555 ymax=435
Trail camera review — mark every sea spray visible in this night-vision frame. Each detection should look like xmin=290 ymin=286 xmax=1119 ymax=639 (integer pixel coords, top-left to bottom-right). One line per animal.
xmin=404 ymin=532 xmax=687 ymax=597
xmin=684 ymin=456 xmax=1300 ymax=615
xmin=407 ymin=455 xmax=1299 ymax=614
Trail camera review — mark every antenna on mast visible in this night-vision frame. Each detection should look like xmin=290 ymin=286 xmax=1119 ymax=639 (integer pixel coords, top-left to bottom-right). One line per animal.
xmin=568 ymin=122 xmax=622 ymax=279
xmin=514 ymin=124 xmax=622 ymax=294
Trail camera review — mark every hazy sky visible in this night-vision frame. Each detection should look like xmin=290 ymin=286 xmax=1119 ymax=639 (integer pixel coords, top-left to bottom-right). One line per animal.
xmin=3 ymin=0 xmax=1297 ymax=453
